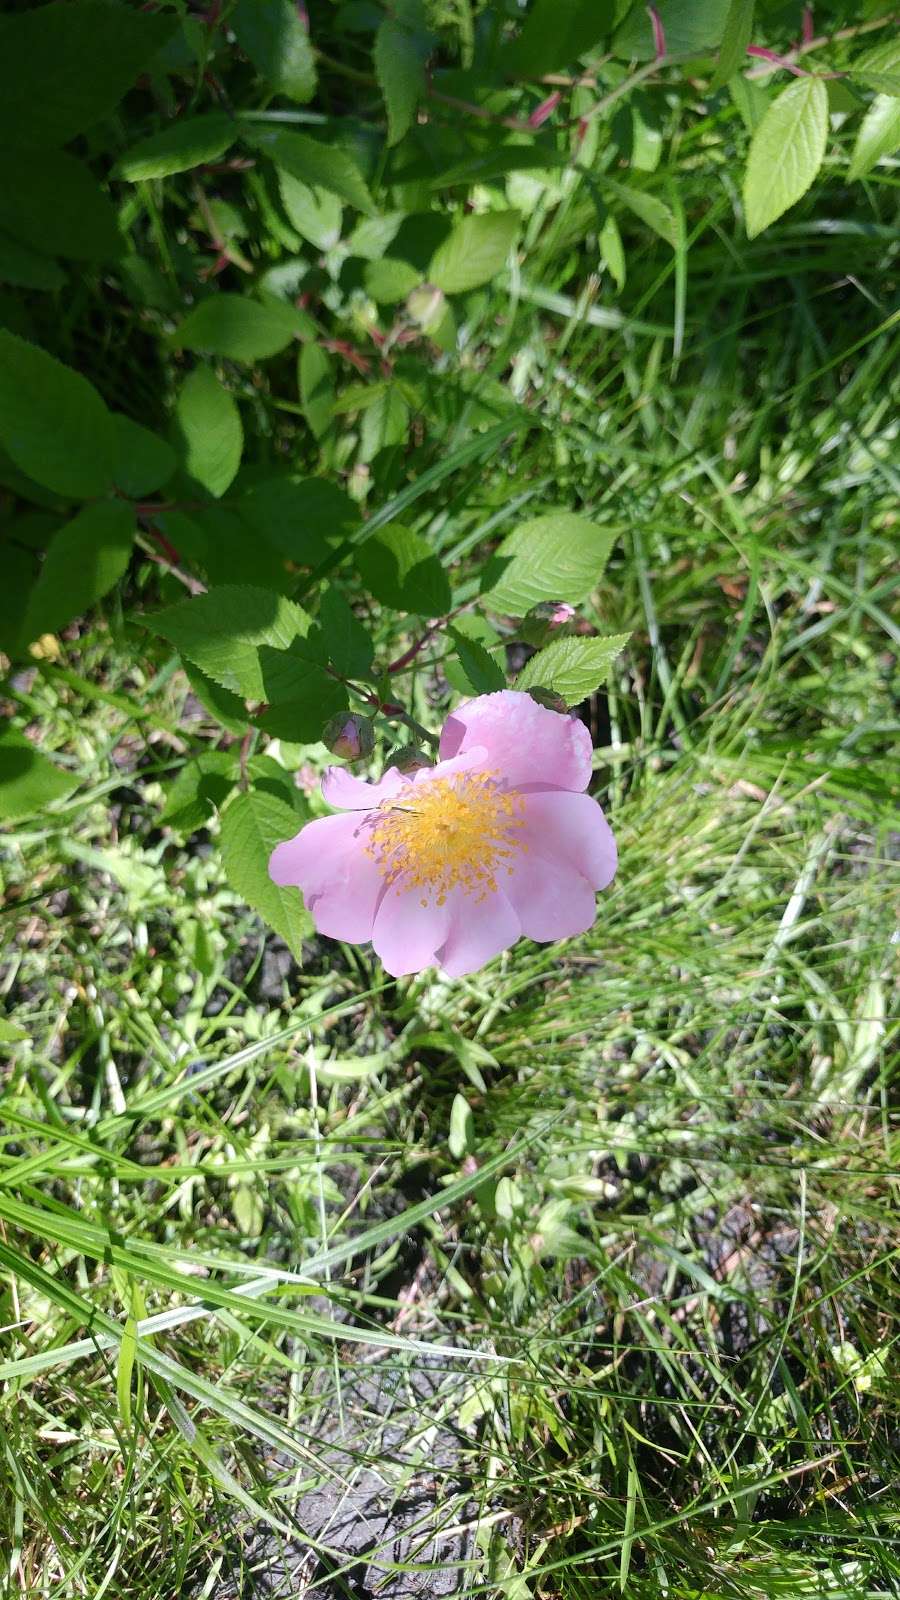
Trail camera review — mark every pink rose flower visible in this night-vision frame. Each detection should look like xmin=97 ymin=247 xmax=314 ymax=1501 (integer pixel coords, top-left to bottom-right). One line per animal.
xmin=269 ymin=690 xmax=617 ymax=978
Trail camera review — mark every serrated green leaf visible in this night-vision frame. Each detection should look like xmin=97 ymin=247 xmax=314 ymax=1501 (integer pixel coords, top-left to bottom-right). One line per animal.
xmin=170 ymin=295 xmax=302 ymax=362
xmin=220 ymin=789 xmax=313 ymax=960
xmin=850 ymin=38 xmax=900 ymax=98
xmin=243 ymin=127 xmax=375 ymax=214
xmin=183 ymin=660 xmax=249 ymax=734
xmin=0 ymin=333 xmax=115 ymax=499
xmin=174 ymin=366 xmax=243 ymax=497
xmin=0 ymin=733 xmax=77 ymax=820
xmin=0 ymin=2 xmax=175 ymax=149
xmin=160 ymin=751 xmax=236 ymax=836
xmin=116 ymin=115 xmax=237 ymax=181
xmin=448 ymin=627 xmax=506 ymax=694
xmin=112 ymin=416 xmax=176 ymax=498
xmin=255 ymin=668 xmax=348 ymax=741
xmin=277 ymin=170 xmax=342 ymax=250
xmin=374 ymin=15 xmax=429 ymax=147
xmin=232 ymin=0 xmax=317 ymax=103
xmin=429 ymin=211 xmax=520 ymax=294
xmin=356 ymin=523 xmax=451 ymax=616
xmin=743 ymin=77 xmax=828 ymax=238
xmin=847 ymin=93 xmax=900 ymax=181
xmin=515 ymin=633 xmax=630 ymax=703
xmin=319 ymin=586 xmax=374 ymax=678
xmin=20 ymin=501 xmax=134 ymax=645
xmin=482 ymin=513 xmax=615 ymax=614
xmin=0 ymin=149 xmax=121 ymax=261
xmin=148 ymin=586 xmax=316 ymax=700
xmin=710 ymin=0 xmax=755 ymax=91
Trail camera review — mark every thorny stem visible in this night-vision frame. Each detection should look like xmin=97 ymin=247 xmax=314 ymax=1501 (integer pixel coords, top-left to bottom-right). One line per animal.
xmin=387 ymin=606 xmax=467 ymax=675
xmin=745 ymin=13 xmax=897 ymax=77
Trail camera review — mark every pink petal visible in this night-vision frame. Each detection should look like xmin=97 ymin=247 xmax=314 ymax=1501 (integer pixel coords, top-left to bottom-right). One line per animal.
xmin=520 ymin=791 xmax=617 ymax=890
xmin=371 ymin=887 xmax=451 ymax=977
xmin=437 ymin=886 xmax=521 ymax=978
xmin=439 ymin=691 xmax=592 ymax=792
xmin=504 ymin=848 xmax=597 ymax=943
xmin=321 ymin=764 xmax=406 ymax=811
xmin=269 ymin=813 xmax=383 ymax=942
xmin=409 ymin=744 xmax=489 ymax=788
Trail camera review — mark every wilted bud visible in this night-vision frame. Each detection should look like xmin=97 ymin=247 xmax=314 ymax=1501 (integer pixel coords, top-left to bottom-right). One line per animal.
xmin=388 ymin=743 xmax=430 ymax=773
xmin=518 ymin=601 xmax=576 ymax=648
xmin=526 ymin=686 xmax=569 ymax=715
xmin=322 ymin=713 xmax=375 ymax=762
xmin=406 ymin=282 xmax=445 ymax=332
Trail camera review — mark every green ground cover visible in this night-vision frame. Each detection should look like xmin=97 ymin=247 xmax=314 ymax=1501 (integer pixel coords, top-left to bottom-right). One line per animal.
xmin=1 ymin=2 xmax=898 ymax=1595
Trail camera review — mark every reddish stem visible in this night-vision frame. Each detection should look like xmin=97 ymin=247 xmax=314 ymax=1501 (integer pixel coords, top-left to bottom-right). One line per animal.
xmin=647 ymin=4 xmax=666 ymax=61
xmin=528 ymin=91 xmax=561 ymax=129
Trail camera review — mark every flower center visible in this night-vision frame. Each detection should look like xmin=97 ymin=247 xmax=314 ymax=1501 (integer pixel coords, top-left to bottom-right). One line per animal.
xmin=363 ymin=769 xmax=526 ymax=906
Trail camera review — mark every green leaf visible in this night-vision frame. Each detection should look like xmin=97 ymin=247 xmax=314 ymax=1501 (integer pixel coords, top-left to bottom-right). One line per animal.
xmin=116 ymin=1317 xmax=138 ymax=1430
xmin=115 ymin=115 xmax=237 ymax=181
xmin=112 ymin=416 xmax=176 ymax=498
xmin=599 ymin=211 xmax=626 ymax=289
xmin=507 ymin=0 xmax=615 ymax=74
xmin=613 ymin=0 xmax=731 ymax=60
xmin=232 ymin=0 xmax=317 ymax=103
xmin=447 ymin=627 xmax=506 ymax=694
xmin=448 ymin=1092 xmax=475 ymax=1159
xmin=174 ymin=366 xmax=243 ymax=497
xmin=601 ymin=178 xmax=675 ymax=246
xmin=160 ymin=751 xmax=236 ymax=836
xmin=170 ymin=295 xmax=302 ymax=362
xmin=0 ymin=232 xmax=64 ymax=293
xmin=220 ymin=790 xmax=312 ymax=962
xmin=0 ymin=149 xmax=121 ymax=261
xmin=319 ymin=586 xmax=374 ymax=679
xmin=0 ymin=732 xmax=77 ymax=820
xmin=0 ymin=1019 xmax=28 ymax=1044
xmin=239 ymin=476 xmax=359 ymax=561
xmin=374 ymin=15 xmax=430 ymax=147
xmin=243 ymin=127 xmax=375 ymax=214
xmin=148 ymin=586 xmax=317 ymax=700
xmin=363 ymin=257 xmax=423 ymax=304
xmin=277 ymin=171 xmax=342 ymax=249
xmin=429 ymin=211 xmax=520 ymax=295
xmin=443 ymin=613 xmax=501 ymax=696
xmin=298 ymin=344 xmax=335 ymax=441
xmin=743 ymin=77 xmax=828 ymax=238
xmin=850 ymin=38 xmax=900 ymax=99
xmin=20 ymin=501 xmax=135 ymax=644
xmin=847 ymin=93 xmax=900 ymax=181
xmin=183 ymin=660 xmax=249 ymax=734
xmin=255 ymin=669 xmax=348 ymax=742
xmin=482 ymin=512 xmax=615 ymax=614
xmin=355 ymin=523 xmax=451 ymax=615
xmin=0 ymin=1 xmax=176 ymax=150
xmin=0 ymin=332 xmax=115 ymax=498
xmin=359 ymin=387 xmax=409 ymax=464
xmin=710 ymin=0 xmax=755 ymax=91
xmin=515 ymin=633 xmax=630 ymax=703
xmin=728 ymin=72 xmax=772 ymax=133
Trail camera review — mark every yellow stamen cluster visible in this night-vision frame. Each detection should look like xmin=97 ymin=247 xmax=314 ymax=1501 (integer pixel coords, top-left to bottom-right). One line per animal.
xmin=364 ymin=769 xmax=526 ymax=907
